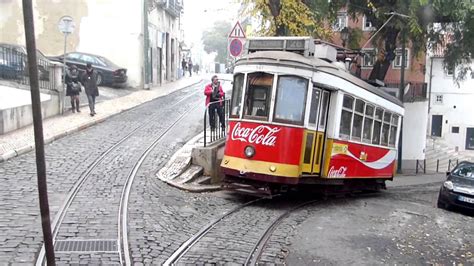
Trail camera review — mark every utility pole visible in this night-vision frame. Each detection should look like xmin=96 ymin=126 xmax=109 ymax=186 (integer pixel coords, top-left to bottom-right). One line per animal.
xmin=397 ymin=27 xmax=407 ymax=173
xmin=21 ymin=0 xmax=56 ymax=264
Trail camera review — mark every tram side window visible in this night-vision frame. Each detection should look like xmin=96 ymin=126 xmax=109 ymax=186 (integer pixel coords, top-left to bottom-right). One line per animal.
xmin=363 ymin=104 xmax=374 ymax=143
xmin=372 ymin=108 xmax=383 ymax=145
xmin=352 ymin=99 xmax=365 ymax=141
xmin=244 ymin=72 xmax=273 ymax=119
xmin=389 ymin=115 xmax=399 ymax=146
xmin=230 ymin=73 xmax=245 ymax=117
xmin=381 ymin=112 xmax=391 ymax=146
xmin=274 ymin=76 xmax=308 ymax=124
xmin=339 ymin=95 xmax=354 ymax=139
xmin=319 ymin=91 xmax=330 ymax=128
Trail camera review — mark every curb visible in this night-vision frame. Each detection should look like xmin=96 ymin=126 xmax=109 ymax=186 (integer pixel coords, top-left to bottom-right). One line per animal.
xmin=0 ymin=78 xmax=204 ymax=163
xmin=156 ymin=132 xmax=222 ymax=193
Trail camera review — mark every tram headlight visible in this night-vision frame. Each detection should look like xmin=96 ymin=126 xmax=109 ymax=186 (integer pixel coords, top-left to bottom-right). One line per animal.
xmin=244 ymin=146 xmax=255 ymax=158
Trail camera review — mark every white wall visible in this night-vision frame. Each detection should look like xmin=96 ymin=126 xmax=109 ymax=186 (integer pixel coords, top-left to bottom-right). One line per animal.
xmin=77 ymin=0 xmax=143 ymax=87
xmin=0 ymin=0 xmax=144 ymax=87
xmin=402 ymin=101 xmax=429 ymax=160
xmin=427 ymin=57 xmax=474 ymax=151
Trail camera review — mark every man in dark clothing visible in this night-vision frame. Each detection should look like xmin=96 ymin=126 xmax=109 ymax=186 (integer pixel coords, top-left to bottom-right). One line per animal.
xmin=188 ymin=59 xmax=193 ymax=77
xmin=81 ymin=63 xmax=99 ymax=116
xmin=181 ymin=58 xmax=187 ymax=77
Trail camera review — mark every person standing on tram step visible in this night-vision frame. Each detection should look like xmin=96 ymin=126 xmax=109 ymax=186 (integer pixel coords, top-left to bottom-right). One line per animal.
xmin=188 ymin=58 xmax=193 ymax=77
xmin=181 ymin=58 xmax=187 ymax=77
xmin=81 ymin=63 xmax=99 ymax=117
xmin=65 ymin=65 xmax=82 ymax=113
xmin=204 ymin=75 xmax=225 ymax=131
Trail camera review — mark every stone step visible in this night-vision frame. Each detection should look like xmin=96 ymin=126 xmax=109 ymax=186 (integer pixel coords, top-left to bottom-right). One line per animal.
xmin=174 ymin=165 xmax=204 ymax=184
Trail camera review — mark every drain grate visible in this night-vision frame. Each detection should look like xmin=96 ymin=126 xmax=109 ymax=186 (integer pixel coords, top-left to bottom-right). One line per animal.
xmin=55 ymin=239 xmax=117 ymax=253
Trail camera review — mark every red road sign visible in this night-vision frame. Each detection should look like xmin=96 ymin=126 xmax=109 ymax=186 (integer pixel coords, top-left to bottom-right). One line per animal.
xmin=229 ymin=21 xmax=246 ymax=39
xmin=229 ymin=38 xmax=243 ymax=57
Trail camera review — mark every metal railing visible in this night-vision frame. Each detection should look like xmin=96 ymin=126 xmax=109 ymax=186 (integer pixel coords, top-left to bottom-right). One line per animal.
xmin=203 ymin=98 xmax=230 ymax=147
xmin=0 ymin=46 xmax=56 ymax=91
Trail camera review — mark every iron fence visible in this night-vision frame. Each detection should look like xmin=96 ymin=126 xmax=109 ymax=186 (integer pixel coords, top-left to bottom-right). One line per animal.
xmin=0 ymin=46 xmax=56 ymax=91
xmin=204 ymin=98 xmax=230 ymax=147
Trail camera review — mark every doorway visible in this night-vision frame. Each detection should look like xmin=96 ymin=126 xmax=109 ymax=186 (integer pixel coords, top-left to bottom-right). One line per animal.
xmin=466 ymin=128 xmax=474 ymax=150
xmin=431 ymin=115 xmax=442 ymax=137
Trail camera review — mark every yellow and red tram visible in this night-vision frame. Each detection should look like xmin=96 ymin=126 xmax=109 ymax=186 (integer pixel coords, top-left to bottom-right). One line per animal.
xmin=221 ymin=37 xmax=404 ymax=193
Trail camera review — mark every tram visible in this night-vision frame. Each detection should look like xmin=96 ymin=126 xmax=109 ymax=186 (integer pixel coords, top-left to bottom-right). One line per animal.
xmin=221 ymin=37 xmax=404 ymax=194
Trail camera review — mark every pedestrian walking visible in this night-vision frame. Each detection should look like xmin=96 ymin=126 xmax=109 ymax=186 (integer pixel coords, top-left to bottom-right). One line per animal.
xmin=81 ymin=63 xmax=99 ymax=117
xmin=204 ymin=75 xmax=225 ymax=131
xmin=188 ymin=59 xmax=193 ymax=77
xmin=65 ymin=65 xmax=82 ymax=113
xmin=181 ymin=58 xmax=187 ymax=77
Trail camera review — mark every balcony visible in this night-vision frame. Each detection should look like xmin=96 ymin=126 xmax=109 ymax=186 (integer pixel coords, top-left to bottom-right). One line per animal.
xmin=165 ymin=0 xmax=182 ymax=17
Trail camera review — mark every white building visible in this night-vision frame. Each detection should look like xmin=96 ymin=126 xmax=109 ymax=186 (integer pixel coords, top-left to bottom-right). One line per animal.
xmin=426 ymin=55 xmax=474 ymax=152
xmin=0 ymin=0 xmax=183 ymax=88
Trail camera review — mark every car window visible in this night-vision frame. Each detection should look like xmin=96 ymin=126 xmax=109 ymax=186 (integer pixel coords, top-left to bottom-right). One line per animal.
xmin=67 ymin=53 xmax=82 ymax=61
xmin=79 ymin=54 xmax=97 ymax=64
xmin=453 ymin=164 xmax=474 ymax=178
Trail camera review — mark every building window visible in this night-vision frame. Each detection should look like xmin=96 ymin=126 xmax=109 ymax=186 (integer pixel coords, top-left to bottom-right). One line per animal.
xmin=362 ymin=49 xmax=376 ymax=68
xmin=435 ymin=95 xmax=443 ymax=104
xmin=362 ymin=15 xmax=375 ymax=31
xmin=452 ymin=126 xmax=460 ymax=133
xmin=333 ymin=13 xmax=347 ymax=31
xmin=445 ymin=65 xmax=454 ymax=76
xmin=393 ymin=48 xmax=409 ymax=69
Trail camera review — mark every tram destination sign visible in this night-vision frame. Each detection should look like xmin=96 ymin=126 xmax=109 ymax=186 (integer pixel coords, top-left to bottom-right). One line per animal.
xmin=246 ymin=37 xmax=315 ymax=56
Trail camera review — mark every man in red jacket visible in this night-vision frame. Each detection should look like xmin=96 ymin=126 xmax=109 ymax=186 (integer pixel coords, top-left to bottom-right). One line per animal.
xmin=204 ymin=75 xmax=225 ymax=131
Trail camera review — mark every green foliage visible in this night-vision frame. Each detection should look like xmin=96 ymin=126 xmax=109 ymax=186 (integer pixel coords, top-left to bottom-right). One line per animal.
xmin=241 ymin=0 xmax=344 ymax=38
xmin=347 ymin=0 xmax=474 ymax=82
xmin=348 ymin=28 xmax=363 ymax=50
xmin=201 ymin=21 xmax=232 ymax=63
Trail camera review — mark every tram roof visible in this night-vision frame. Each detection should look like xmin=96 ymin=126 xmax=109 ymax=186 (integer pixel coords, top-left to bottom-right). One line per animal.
xmin=236 ymin=51 xmax=403 ymax=107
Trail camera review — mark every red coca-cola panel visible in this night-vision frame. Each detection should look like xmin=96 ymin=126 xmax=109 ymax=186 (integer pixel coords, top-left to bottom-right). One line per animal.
xmin=327 ymin=140 xmax=396 ymax=178
xmin=225 ymin=121 xmax=304 ymax=165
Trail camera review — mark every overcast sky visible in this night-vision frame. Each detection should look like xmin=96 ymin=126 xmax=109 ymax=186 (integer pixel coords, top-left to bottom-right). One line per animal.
xmin=182 ymin=0 xmax=241 ymax=48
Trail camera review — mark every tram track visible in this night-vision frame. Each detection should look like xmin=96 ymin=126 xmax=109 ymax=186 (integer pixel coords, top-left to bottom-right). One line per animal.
xmin=35 ymin=81 xmax=204 ymax=265
xmin=163 ymin=196 xmax=320 ymax=265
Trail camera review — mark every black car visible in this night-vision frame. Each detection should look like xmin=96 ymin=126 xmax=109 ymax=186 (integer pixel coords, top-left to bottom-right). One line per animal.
xmin=437 ymin=161 xmax=474 ymax=211
xmin=0 ymin=43 xmax=51 ymax=80
xmin=49 ymin=52 xmax=127 ymax=86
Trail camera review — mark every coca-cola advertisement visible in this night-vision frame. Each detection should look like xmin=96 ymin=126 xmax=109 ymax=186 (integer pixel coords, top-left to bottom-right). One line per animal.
xmin=225 ymin=121 xmax=304 ymax=165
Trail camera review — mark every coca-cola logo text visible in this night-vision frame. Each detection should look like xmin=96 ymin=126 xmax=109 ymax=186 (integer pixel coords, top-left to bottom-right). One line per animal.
xmin=328 ymin=166 xmax=347 ymax=178
xmin=231 ymin=122 xmax=281 ymax=146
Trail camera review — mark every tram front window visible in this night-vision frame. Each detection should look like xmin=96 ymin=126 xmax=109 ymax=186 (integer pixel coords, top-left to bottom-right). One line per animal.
xmin=244 ymin=72 xmax=273 ymax=119
xmin=274 ymin=76 xmax=308 ymax=125
xmin=230 ymin=73 xmax=245 ymax=117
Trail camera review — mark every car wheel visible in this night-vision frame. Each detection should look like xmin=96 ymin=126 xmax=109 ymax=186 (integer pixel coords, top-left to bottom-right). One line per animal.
xmin=437 ymin=199 xmax=451 ymax=210
xmin=96 ymin=73 xmax=103 ymax=86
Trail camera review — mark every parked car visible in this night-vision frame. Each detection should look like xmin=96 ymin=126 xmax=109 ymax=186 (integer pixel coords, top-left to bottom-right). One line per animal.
xmin=0 ymin=43 xmax=51 ymax=81
xmin=49 ymin=52 xmax=127 ymax=86
xmin=437 ymin=161 xmax=474 ymax=212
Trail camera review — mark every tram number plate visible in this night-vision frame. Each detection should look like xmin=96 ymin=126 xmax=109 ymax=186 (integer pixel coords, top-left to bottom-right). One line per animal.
xmin=458 ymin=195 xmax=474 ymax=204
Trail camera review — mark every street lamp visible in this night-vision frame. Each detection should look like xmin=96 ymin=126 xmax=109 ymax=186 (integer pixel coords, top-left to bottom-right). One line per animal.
xmin=340 ymin=27 xmax=349 ymax=47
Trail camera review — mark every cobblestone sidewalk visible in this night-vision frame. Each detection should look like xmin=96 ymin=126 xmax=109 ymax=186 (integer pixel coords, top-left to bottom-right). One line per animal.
xmin=0 ymin=76 xmax=204 ymax=162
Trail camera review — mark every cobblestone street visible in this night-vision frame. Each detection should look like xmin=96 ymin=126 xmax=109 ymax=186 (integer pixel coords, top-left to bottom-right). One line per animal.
xmin=1 ymin=81 xmax=473 ymax=265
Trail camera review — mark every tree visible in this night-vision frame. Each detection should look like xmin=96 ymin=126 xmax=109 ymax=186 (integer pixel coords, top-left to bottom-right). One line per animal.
xmin=202 ymin=21 xmax=232 ymax=63
xmin=346 ymin=0 xmax=473 ymax=82
xmin=241 ymin=0 xmax=344 ymax=38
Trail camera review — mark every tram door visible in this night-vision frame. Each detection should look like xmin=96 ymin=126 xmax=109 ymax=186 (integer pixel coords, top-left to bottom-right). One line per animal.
xmin=301 ymin=87 xmax=330 ymax=174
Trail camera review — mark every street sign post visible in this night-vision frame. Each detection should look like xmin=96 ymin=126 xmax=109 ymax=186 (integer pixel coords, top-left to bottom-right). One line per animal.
xmin=58 ymin=16 xmax=75 ymax=114
xmin=228 ymin=21 xmax=246 ymax=59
